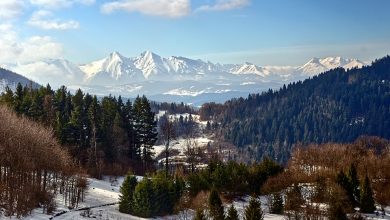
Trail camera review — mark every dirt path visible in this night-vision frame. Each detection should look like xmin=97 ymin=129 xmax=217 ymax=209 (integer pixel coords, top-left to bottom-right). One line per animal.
xmin=49 ymin=203 xmax=118 ymax=219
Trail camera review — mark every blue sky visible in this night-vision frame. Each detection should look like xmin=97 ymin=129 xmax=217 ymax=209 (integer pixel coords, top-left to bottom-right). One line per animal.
xmin=1 ymin=0 xmax=390 ymax=66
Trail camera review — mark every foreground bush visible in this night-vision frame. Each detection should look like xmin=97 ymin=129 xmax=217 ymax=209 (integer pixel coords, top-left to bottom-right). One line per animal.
xmin=119 ymin=172 xmax=185 ymax=217
xmin=188 ymin=158 xmax=283 ymax=197
xmin=0 ymin=105 xmax=86 ymax=217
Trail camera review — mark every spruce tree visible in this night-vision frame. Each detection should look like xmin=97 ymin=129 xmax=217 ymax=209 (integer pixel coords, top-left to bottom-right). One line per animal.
xmin=123 ymin=100 xmax=136 ymax=160
xmin=0 ymin=86 xmax=14 ymax=105
xmin=132 ymin=178 xmax=155 ymax=217
xmin=133 ymin=96 xmax=158 ymax=171
xmin=193 ymin=209 xmax=207 ymax=220
xmin=244 ymin=196 xmax=263 ymax=220
xmin=336 ymin=170 xmax=355 ymax=205
xmin=119 ymin=174 xmax=138 ymax=214
xmin=347 ymin=164 xmax=360 ymax=202
xmin=360 ymin=175 xmax=375 ymax=213
xmin=226 ymin=204 xmax=239 ymax=220
xmin=208 ymin=189 xmax=224 ymax=220
xmin=14 ymin=83 xmax=24 ymax=114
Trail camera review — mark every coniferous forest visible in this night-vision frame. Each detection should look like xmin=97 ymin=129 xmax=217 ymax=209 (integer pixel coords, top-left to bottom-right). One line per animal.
xmin=200 ymin=56 xmax=390 ymax=163
xmin=0 ymin=85 xmax=159 ymax=177
xmin=1 ymin=56 xmax=390 ymax=219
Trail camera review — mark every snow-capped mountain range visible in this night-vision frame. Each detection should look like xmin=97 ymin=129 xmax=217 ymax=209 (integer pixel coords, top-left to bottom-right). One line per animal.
xmin=1 ymin=51 xmax=367 ymax=105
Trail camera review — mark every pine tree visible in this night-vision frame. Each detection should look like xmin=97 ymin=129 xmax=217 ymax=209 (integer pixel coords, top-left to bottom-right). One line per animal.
xmin=193 ymin=209 xmax=207 ymax=220
xmin=226 ymin=204 xmax=239 ymax=220
xmin=69 ymin=89 xmax=86 ymax=149
xmin=244 ymin=196 xmax=263 ymax=220
xmin=336 ymin=170 xmax=355 ymax=205
xmin=360 ymin=175 xmax=375 ymax=213
xmin=0 ymin=86 xmax=14 ymax=105
xmin=141 ymin=96 xmax=158 ymax=168
xmin=119 ymin=174 xmax=138 ymax=214
xmin=88 ymin=95 xmax=101 ymax=178
xmin=14 ymin=83 xmax=24 ymax=114
xmin=123 ymin=100 xmax=137 ymax=160
xmin=269 ymin=193 xmax=284 ymax=214
xmin=347 ymin=164 xmax=360 ymax=202
xmin=132 ymin=178 xmax=155 ymax=217
xmin=133 ymin=96 xmax=158 ymax=171
xmin=208 ymin=189 xmax=225 ymax=220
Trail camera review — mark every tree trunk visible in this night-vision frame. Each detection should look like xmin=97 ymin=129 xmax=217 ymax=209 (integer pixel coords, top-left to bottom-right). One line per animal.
xmin=165 ymin=137 xmax=170 ymax=178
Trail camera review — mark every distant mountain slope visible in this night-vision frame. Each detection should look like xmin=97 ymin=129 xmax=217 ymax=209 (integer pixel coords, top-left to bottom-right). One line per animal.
xmin=297 ymin=56 xmax=366 ymax=76
xmin=2 ymin=51 xmax=367 ymax=105
xmin=0 ymin=67 xmax=40 ymax=93
xmin=80 ymin=51 xmax=366 ymax=84
xmin=200 ymin=55 xmax=390 ymax=162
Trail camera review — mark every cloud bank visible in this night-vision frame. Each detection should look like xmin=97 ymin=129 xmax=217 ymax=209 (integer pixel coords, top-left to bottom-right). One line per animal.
xmin=101 ymin=0 xmax=191 ymax=18
xmin=28 ymin=10 xmax=80 ymax=30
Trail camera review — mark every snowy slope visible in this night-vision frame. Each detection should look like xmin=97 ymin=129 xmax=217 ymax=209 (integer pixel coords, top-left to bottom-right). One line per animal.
xmin=297 ymin=56 xmax=366 ymax=76
xmin=81 ymin=51 xmax=144 ymax=85
xmin=0 ymin=67 xmax=40 ymax=93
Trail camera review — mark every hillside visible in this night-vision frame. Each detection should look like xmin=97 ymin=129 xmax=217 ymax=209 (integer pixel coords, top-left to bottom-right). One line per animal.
xmin=0 ymin=67 xmax=40 ymax=93
xmin=200 ymin=55 xmax=390 ymax=163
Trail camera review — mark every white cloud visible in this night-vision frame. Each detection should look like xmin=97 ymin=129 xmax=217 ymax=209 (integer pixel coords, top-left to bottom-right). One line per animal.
xmin=7 ymin=61 xmax=80 ymax=87
xmin=101 ymin=0 xmax=191 ymax=18
xmin=28 ymin=10 xmax=80 ymax=30
xmin=0 ymin=0 xmax=25 ymax=20
xmin=196 ymin=0 xmax=249 ymax=12
xmin=19 ymin=36 xmax=64 ymax=62
xmin=0 ymin=25 xmax=63 ymax=64
xmin=29 ymin=0 xmax=95 ymax=9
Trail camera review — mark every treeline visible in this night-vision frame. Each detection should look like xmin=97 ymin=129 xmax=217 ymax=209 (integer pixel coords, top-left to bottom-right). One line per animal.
xmin=200 ymin=55 xmax=390 ymax=163
xmin=119 ymin=172 xmax=185 ymax=218
xmin=187 ymin=158 xmax=283 ymax=197
xmin=261 ymin=136 xmax=390 ymax=218
xmin=157 ymin=112 xmax=197 ymax=142
xmin=0 ymin=84 xmax=158 ymax=176
xmin=0 ymin=106 xmax=86 ymax=217
xmin=151 ymin=101 xmax=197 ymax=115
xmin=118 ymin=158 xmax=282 ymax=218
xmin=195 ymin=189 xmax=264 ymax=220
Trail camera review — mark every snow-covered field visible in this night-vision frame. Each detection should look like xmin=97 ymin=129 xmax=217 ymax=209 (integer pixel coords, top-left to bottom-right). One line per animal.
xmin=6 ymin=176 xmax=283 ymax=220
xmin=154 ymin=137 xmax=212 ymax=160
xmin=4 ymin=176 xmax=389 ymax=220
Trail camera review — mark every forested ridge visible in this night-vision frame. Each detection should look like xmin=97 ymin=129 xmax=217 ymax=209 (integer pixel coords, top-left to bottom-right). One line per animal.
xmin=200 ymin=55 xmax=390 ymax=163
xmin=0 ymin=84 xmax=161 ymax=177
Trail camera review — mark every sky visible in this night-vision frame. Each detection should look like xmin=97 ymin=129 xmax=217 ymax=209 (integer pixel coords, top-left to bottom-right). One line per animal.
xmin=0 ymin=0 xmax=390 ymax=66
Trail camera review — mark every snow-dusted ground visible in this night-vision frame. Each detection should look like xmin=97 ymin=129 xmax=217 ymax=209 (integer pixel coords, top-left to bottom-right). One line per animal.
xmin=3 ymin=176 xmax=143 ymax=220
xmin=4 ymin=176 xmax=389 ymax=220
xmin=154 ymin=136 xmax=212 ymax=160
xmin=154 ymin=111 xmax=212 ymax=161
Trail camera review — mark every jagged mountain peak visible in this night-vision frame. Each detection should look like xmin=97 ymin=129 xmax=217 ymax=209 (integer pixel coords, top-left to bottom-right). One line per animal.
xmin=138 ymin=50 xmax=161 ymax=60
xmin=299 ymin=56 xmax=366 ymax=76
xmin=109 ymin=51 xmax=126 ymax=61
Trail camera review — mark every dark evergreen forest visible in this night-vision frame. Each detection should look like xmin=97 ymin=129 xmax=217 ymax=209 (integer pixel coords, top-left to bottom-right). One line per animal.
xmin=200 ymin=56 xmax=390 ymax=163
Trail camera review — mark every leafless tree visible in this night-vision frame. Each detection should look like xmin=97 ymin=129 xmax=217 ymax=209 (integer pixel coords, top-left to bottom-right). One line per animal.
xmin=0 ymin=105 xmax=86 ymax=217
